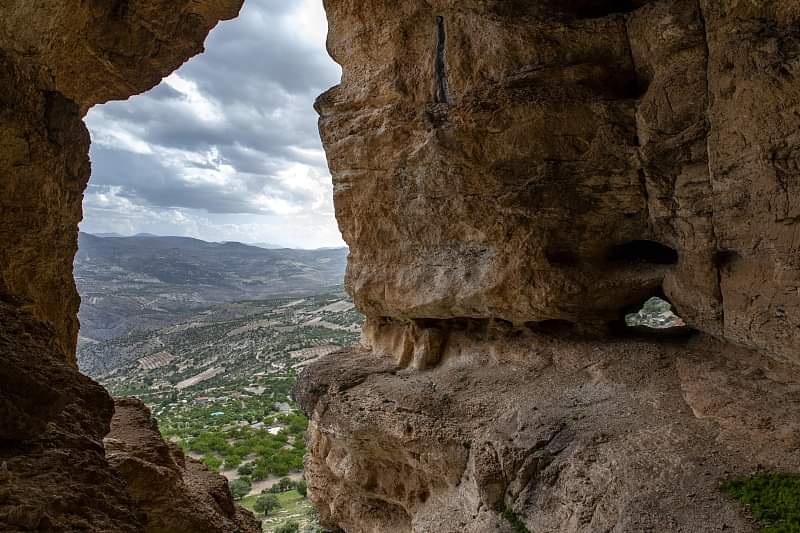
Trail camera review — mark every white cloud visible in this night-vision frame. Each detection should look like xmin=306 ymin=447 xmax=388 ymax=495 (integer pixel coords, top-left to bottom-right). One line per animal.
xmin=163 ymin=73 xmax=225 ymax=123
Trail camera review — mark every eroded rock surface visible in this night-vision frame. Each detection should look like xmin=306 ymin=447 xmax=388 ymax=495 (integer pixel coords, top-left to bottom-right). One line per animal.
xmin=298 ymin=335 xmax=800 ymax=532
xmin=0 ymin=302 xmax=142 ymax=532
xmin=106 ymin=398 xmax=260 ymax=533
xmin=302 ymin=0 xmax=800 ymax=531
xmin=318 ymin=0 xmax=800 ymax=363
xmin=0 ymin=2 xmax=251 ymax=532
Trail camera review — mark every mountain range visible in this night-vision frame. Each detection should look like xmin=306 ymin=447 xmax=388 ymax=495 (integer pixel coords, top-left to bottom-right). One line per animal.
xmin=75 ymin=232 xmax=348 ymax=343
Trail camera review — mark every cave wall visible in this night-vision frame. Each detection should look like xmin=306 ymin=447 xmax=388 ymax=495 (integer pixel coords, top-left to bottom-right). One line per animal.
xmin=299 ymin=0 xmax=800 ymax=531
xmin=318 ymin=0 xmax=800 ymax=364
xmin=0 ymin=2 xmax=261 ymax=531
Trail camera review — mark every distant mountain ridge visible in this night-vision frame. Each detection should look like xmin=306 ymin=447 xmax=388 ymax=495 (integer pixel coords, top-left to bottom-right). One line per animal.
xmin=75 ymin=232 xmax=348 ymax=342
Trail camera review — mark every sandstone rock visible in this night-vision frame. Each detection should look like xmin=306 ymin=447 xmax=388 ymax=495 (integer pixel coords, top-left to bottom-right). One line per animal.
xmin=319 ymin=0 xmax=800 ymax=363
xmin=298 ymin=334 xmax=800 ymax=532
xmin=0 ymin=302 xmax=143 ymax=532
xmin=303 ymin=2 xmax=800 ymax=530
xmin=0 ymin=0 xmax=243 ymax=362
xmin=105 ymin=398 xmax=260 ymax=533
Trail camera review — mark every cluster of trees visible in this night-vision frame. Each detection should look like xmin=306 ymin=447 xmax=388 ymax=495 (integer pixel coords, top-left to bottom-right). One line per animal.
xmin=229 ymin=478 xmax=253 ymax=500
xmin=228 ymin=473 xmax=306 ymax=503
xmin=177 ymin=404 xmax=308 ymax=477
xmin=265 ymin=477 xmax=307 ymax=496
xmin=274 ymin=522 xmax=300 ymax=533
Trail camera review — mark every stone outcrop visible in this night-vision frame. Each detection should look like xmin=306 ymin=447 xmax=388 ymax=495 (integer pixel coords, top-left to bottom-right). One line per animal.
xmin=300 ymin=0 xmax=800 ymax=531
xmin=298 ymin=334 xmax=800 ymax=532
xmin=0 ymin=2 xmax=258 ymax=532
xmin=317 ymin=0 xmax=800 ymax=363
xmin=0 ymin=301 xmax=142 ymax=532
xmin=105 ymin=398 xmax=260 ymax=533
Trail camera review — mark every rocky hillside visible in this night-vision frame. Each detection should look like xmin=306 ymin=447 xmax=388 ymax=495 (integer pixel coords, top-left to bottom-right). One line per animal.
xmin=75 ymin=232 xmax=347 ymax=342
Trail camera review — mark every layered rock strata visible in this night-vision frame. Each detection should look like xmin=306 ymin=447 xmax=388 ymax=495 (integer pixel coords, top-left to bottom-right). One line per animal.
xmin=302 ymin=0 xmax=800 ymax=531
xmin=298 ymin=333 xmax=800 ymax=532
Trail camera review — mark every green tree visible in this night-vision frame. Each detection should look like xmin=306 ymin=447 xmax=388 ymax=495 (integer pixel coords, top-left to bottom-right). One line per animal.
xmin=237 ymin=463 xmax=253 ymax=476
xmin=296 ymin=480 xmax=308 ymax=498
xmin=229 ymin=478 xmax=252 ymax=500
xmin=253 ymin=494 xmax=280 ymax=516
xmin=224 ymin=455 xmax=242 ymax=470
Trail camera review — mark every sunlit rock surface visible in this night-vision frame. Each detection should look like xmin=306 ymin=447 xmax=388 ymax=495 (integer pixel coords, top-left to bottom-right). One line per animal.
xmin=318 ymin=0 xmax=800 ymax=363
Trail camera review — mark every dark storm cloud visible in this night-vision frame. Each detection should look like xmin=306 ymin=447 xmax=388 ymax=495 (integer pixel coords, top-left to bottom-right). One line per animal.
xmin=86 ymin=0 xmax=340 ymax=221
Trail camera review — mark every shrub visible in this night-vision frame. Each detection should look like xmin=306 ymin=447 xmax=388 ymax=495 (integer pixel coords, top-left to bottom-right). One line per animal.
xmin=202 ymin=454 xmax=222 ymax=471
xmin=229 ymin=478 xmax=252 ymax=500
xmin=224 ymin=455 xmax=242 ymax=470
xmin=296 ymin=480 xmax=308 ymax=498
xmin=722 ymin=472 xmax=800 ymax=533
xmin=502 ymin=507 xmax=531 ymax=533
xmin=274 ymin=521 xmax=300 ymax=533
xmin=237 ymin=463 xmax=253 ymax=476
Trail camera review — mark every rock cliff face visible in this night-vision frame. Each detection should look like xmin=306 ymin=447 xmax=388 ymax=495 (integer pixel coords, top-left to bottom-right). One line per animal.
xmin=106 ymin=398 xmax=260 ymax=533
xmin=317 ymin=0 xmax=800 ymax=363
xmin=0 ymin=2 xmax=259 ymax=532
xmin=298 ymin=0 xmax=800 ymax=531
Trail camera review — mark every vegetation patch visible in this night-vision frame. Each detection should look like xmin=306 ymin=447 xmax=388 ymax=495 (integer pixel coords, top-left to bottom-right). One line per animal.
xmin=722 ymin=472 xmax=800 ymax=532
xmin=502 ymin=507 xmax=531 ymax=533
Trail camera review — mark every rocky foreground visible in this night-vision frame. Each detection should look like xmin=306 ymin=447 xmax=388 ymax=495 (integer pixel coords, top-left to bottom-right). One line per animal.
xmin=299 ymin=0 xmax=800 ymax=530
xmin=298 ymin=333 xmax=800 ymax=532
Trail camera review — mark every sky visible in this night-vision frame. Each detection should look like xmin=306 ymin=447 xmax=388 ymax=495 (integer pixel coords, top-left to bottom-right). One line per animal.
xmin=81 ymin=0 xmax=344 ymax=249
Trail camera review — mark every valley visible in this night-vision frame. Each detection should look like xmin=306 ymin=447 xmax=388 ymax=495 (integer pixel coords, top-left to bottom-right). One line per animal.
xmin=76 ymin=234 xmax=360 ymax=532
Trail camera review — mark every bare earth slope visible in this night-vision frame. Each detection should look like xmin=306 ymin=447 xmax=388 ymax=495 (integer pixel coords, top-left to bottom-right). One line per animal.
xmin=75 ymin=232 xmax=347 ymax=342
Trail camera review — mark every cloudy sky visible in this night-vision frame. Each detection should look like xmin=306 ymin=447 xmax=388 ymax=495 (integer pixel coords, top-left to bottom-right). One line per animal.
xmin=81 ymin=0 xmax=344 ymax=249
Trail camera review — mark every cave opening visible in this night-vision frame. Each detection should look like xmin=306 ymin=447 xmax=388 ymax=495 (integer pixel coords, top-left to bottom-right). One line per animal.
xmin=625 ymin=296 xmax=686 ymax=331
xmin=70 ymin=1 xmax=347 ymax=530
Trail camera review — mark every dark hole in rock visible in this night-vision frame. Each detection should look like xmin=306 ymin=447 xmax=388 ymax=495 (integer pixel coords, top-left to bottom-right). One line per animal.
xmin=714 ymin=249 xmax=740 ymax=270
xmin=545 ymin=246 xmax=581 ymax=267
xmin=608 ymin=240 xmax=678 ymax=265
xmin=556 ymin=0 xmax=648 ymax=19
xmin=419 ymin=489 xmax=430 ymax=504
xmin=526 ymin=319 xmax=577 ymax=336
